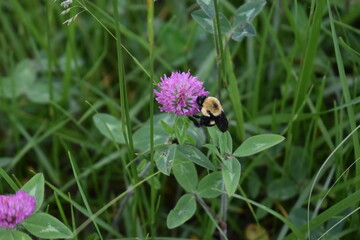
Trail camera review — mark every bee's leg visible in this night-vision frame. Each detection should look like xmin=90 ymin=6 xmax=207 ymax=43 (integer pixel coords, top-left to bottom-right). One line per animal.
xmin=188 ymin=116 xmax=201 ymax=128
xmin=207 ymin=110 xmax=216 ymax=118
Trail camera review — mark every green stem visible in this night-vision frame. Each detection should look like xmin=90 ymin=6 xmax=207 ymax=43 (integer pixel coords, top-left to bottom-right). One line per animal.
xmin=112 ymin=0 xmax=136 ymax=177
xmin=146 ymin=0 xmax=156 ymax=238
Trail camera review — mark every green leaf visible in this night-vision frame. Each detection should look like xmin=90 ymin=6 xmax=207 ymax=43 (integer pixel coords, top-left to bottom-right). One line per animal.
xmin=25 ymin=79 xmax=61 ymax=103
xmin=288 ymin=146 xmax=309 ymax=183
xmin=133 ymin=114 xmax=173 ymax=152
xmin=0 ymin=230 xmax=32 ymax=240
xmin=177 ymin=145 xmax=215 ymax=170
xmin=191 ymin=9 xmax=214 ymax=33
xmin=219 ymin=131 xmax=233 ymax=155
xmin=93 ymin=113 xmax=125 ymax=144
xmin=247 ymin=171 xmax=261 ymax=198
xmin=21 ymin=173 xmax=44 ymax=211
xmin=197 ymin=172 xmax=222 ymax=198
xmin=192 ymin=10 xmax=232 ymax=35
xmin=203 ymin=143 xmax=221 ymax=159
xmin=219 ymin=13 xmax=232 ymax=35
xmin=208 ymin=127 xmax=233 ymax=155
xmin=268 ymin=178 xmax=297 ymax=200
xmin=232 ymin=23 xmax=256 ymax=42
xmin=0 ymin=59 xmax=37 ymax=98
xmin=175 ymin=116 xmax=191 ymax=145
xmin=234 ymin=0 xmax=266 ymax=27
xmin=147 ymin=175 xmax=161 ymax=190
xmin=184 ymin=133 xmax=196 ymax=145
xmin=22 ymin=213 xmax=73 ymax=239
xmin=233 ymin=134 xmax=285 ymax=157
xmin=154 ymin=144 xmax=177 ymax=176
xmin=255 ymin=198 xmax=273 ymax=220
xmin=167 ymin=194 xmax=196 ymax=229
xmin=0 ymin=157 xmax=12 ymax=167
xmin=222 ymin=157 xmax=241 ymax=196
xmin=208 ymin=127 xmax=220 ymax=147
xmin=196 ymin=0 xmax=215 ymax=18
xmin=160 ymin=120 xmax=174 ymax=134
xmin=186 ymin=121 xmax=206 ymax=146
xmin=173 ymin=158 xmax=198 ymax=193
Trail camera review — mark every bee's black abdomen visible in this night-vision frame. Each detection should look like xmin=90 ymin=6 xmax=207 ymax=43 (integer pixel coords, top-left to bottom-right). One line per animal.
xmin=216 ymin=112 xmax=228 ymax=132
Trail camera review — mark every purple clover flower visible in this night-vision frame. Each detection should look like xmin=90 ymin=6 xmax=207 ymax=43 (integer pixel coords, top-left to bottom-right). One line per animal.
xmin=154 ymin=71 xmax=209 ymax=116
xmin=0 ymin=190 xmax=36 ymax=229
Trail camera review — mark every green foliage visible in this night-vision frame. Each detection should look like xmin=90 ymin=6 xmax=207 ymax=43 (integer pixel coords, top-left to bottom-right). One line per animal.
xmin=0 ymin=174 xmax=73 ymax=239
xmin=1 ymin=0 xmax=360 ymax=239
xmin=177 ymin=144 xmax=215 ymax=171
xmin=268 ymin=177 xmax=297 ymax=200
xmin=233 ymin=134 xmax=285 ymax=157
xmin=222 ymin=157 xmax=241 ymax=196
xmin=154 ymin=144 xmax=177 ymax=176
xmin=93 ymin=113 xmax=126 ymax=144
xmin=0 ymin=59 xmax=36 ymax=98
xmin=22 ymin=213 xmax=73 ymax=239
xmin=166 ymin=194 xmax=197 ymax=229
xmin=197 ymin=171 xmax=222 ymax=198
xmin=192 ymin=0 xmax=266 ymax=41
xmin=21 ymin=173 xmax=44 ymax=211
xmin=173 ymin=159 xmax=198 ymax=193
xmin=0 ymin=230 xmax=32 ymax=240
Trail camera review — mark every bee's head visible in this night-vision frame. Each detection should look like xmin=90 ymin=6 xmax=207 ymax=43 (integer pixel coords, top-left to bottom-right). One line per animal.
xmin=196 ymin=95 xmax=207 ymax=107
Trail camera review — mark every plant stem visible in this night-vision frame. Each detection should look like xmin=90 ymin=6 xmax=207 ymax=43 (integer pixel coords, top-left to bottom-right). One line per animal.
xmin=146 ymin=0 xmax=156 ymax=238
xmin=194 ymin=193 xmax=228 ymax=240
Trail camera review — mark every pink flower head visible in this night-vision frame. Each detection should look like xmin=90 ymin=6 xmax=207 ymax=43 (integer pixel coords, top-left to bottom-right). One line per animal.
xmin=154 ymin=71 xmax=209 ymax=115
xmin=0 ymin=190 xmax=36 ymax=229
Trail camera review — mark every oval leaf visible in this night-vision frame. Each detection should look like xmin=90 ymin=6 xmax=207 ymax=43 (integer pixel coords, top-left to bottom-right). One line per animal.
xmin=222 ymin=157 xmax=241 ymax=196
xmin=25 ymin=79 xmax=62 ymax=103
xmin=234 ymin=0 xmax=266 ymax=26
xmin=133 ymin=114 xmax=173 ymax=152
xmin=167 ymin=194 xmax=196 ymax=229
xmin=173 ymin=158 xmax=198 ymax=193
xmin=232 ymin=23 xmax=256 ymax=42
xmin=0 ymin=230 xmax=32 ymax=240
xmin=220 ymin=131 xmax=233 ymax=155
xmin=203 ymin=144 xmax=221 ymax=159
xmin=196 ymin=0 xmax=215 ymax=18
xmin=1 ymin=59 xmax=37 ymax=98
xmin=21 ymin=173 xmax=44 ymax=211
xmin=197 ymin=172 xmax=222 ymax=198
xmin=234 ymin=134 xmax=285 ymax=157
xmin=177 ymin=145 xmax=215 ymax=170
xmin=155 ymin=144 xmax=177 ymax=176
xmin=207 ymin=127 xmax=220 ymax=147
xmin=268 ymin=178 xmax=297 ymax=200
xmin=191 ymin=9 xmax=214 ymax=33
xmin=93 ymin=113 xmax=125 ymax=144
xmin=22 ymin=213 xmax=73 ymax=239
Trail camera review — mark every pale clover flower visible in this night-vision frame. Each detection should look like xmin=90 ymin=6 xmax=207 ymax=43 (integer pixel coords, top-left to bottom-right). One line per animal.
xmin=154 ymin=71 xmax=208 ymax=116
xmin=0 ymin=190 xmax=36 ymax=229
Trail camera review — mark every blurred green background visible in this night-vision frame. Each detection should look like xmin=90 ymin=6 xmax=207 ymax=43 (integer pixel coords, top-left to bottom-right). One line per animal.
xmin=1 ymin=0 xmax=360 ymax=239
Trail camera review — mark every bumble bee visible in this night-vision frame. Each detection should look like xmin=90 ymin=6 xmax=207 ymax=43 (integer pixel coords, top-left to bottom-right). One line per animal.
xmin=188 ymin=96 xmax=228 ymax=132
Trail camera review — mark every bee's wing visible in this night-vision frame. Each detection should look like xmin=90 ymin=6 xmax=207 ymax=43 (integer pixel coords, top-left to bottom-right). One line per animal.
xmin=216 ymin=111 xmax=228 ymax=132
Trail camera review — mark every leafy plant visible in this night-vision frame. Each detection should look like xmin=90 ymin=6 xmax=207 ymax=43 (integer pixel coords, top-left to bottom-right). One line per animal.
xmin=192 ymin=0 xmax=266 ymax=41
xmin=0 ymin=174 xmax=73 ymax=239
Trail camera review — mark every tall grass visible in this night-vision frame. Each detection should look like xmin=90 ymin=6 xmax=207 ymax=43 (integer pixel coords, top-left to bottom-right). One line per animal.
xmin=1 ymin=0 xmax=360 ymax=239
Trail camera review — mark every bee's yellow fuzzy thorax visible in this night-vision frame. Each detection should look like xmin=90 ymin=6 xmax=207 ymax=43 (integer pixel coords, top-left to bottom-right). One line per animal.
xmin=201 ymin=97 xmax=223 ymax=116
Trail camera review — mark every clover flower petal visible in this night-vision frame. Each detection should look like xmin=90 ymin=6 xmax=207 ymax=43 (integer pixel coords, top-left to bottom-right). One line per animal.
xmin=154 ymin=71 xmax=208 ymax=115
xmin=0 ymin=190 xmax=36 ymax=229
